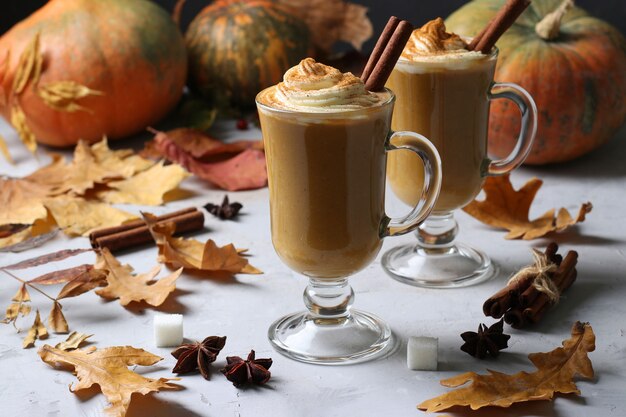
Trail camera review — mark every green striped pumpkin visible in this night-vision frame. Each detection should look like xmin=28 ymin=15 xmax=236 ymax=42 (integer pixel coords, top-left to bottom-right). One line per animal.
xmin=185 ymin=0 xmax=313 ymax=108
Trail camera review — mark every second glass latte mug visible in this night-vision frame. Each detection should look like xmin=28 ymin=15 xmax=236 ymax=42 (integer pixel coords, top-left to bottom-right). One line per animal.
xmin=383 ymin=47 xmax=538 ymax=288
xmin=256 ymin=88 xmax=442 ymax=364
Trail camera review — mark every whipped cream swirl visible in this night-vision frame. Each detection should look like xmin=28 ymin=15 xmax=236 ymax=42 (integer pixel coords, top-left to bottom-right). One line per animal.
xmin=263 ymin=58 xmax=381 ymax=112
xmin=402 ymin=18 xmax=468 ymax=59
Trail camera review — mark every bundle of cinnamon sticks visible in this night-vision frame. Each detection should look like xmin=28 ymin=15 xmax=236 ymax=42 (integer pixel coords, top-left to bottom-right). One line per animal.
xmin=483 ymin=243 xmax=578 ymax=329
xmin=89 ymin=207 xmax=204 ymax=252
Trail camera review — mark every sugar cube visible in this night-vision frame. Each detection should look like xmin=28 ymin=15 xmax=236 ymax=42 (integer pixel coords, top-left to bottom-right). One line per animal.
xmin=154 ymin=314 xmax=183 ymax=347
xmin=407 ymin=336 xmax=438 ymax=371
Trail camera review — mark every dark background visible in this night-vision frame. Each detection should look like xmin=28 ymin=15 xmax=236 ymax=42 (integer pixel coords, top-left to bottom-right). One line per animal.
xmin=2 ymin=0 xmax=625 ymax=50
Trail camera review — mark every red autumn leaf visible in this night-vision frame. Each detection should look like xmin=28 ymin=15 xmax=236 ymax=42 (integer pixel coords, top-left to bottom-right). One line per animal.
xmin=148 ymin=128 xmax=267 ymax=191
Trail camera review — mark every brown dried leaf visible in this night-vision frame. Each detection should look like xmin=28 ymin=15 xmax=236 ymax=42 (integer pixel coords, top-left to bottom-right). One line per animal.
xmin=2 ymin=302 xmax=31 ymax=324
xmin=0 ymin=224 xmax=58 ymax=252
xmin=37 ymin=80 xmax=103 ymax=112
xmin=0 ymin=50 xmax=10 ymax=107
xmin=418 ymin=322 xmax=595 ymax=412
xmin=142 ymin=212 xmax=262 ymax=275
xmin=148 ymin=128 xmax=263 ymax=159
xmin=48 ymin=302 xmax=69 ymax=333
xmin=281 ymin=0 xmax=373 ymax=52
xmin=12 ymin=32 xmax=42 ymax=94
xmin=38 ymin=344 xmax=179 ymax=417
xmin=55 ymin=331 xmax=93 ymax=351
xmin=151 ymin=128 xmax=267 ymax=191
xmin=463 ymin=174 xmax=592 ymax=240
xmin=91 ymin=137 xmax=154 ymax=178
xmin=29 ymin=264 xmax=94 ymax=285
xmin=23 ymin=310 xmax=48 ymax=349
xmin=0 ymin=132 xmax=12 ymax=163
xmin=57 ymin=268 xmax=107 ymax=300
xmin=44 ymin=196 xmax=137 ymax=237
xmin=10 ymin=104 xmax=37 ymax=154
xmin=97 ymin=161 xmax=189 ymax=205
xmin=2 ymin=248 xmax=90 ymax=270
xmin=12 ymin=284 xmax=31 ymax=302
xmin=0 ymin=177 xmax=50 ymax=227
xmin=95 ymin=248 xmax=182 ymax=306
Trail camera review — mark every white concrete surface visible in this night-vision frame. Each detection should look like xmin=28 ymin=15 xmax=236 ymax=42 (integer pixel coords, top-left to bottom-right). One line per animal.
xmin=1 ymin=119 xmax=624 ymax=417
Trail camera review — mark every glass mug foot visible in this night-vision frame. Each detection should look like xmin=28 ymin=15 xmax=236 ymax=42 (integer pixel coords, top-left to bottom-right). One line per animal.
xmin=382 ymin=242 xmax=496 ymax=288
xmin=268 ymin=309 xmax=394 ymax=365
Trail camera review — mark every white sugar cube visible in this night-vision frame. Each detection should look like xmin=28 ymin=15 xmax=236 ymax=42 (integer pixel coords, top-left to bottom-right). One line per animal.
xmin=154 ymin=314 xmax=183 ymax=347
xmin=407 ymin=336 xmax=438 ymax=371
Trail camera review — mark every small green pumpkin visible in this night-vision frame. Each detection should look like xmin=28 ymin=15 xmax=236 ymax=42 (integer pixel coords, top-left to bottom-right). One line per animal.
xmin=185 ymin=0 xmax=313 ymax=108
xmin=447 ymin=0 xmax=626 ymax=164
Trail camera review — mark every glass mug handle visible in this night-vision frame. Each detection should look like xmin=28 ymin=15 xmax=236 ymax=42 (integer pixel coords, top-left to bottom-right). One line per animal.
xmin=383 ymin=131 xmax=442 ymax=237
xmin=487 ymin=82 xmax=538 ymax=176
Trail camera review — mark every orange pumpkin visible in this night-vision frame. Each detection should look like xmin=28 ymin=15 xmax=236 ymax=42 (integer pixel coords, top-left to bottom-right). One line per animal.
xmin=185 ymin=0 xmax=313 ymax=108
xmin=0 ymin=0 xmax=187 ymax=147
xmin=446 ymin=0 xmax=626 ymax=164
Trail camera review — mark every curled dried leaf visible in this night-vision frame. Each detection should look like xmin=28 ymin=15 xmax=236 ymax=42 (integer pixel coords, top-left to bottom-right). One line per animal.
xmin=2 ymin=248 xmax=90 ymax=270
xmin=38 ymin=344 xmax=180 ymax=417
xmin=463 ymin=174 xmax=592 ymax=240
xmin=12 ymin=32 xmax=42 ymax=94
xmin=2 ymin=302 xmax=31 ymax=325
xmin=10 ymin=104 xmax=37 ymax=154
xmin=23 ymin=310 xmax=48 ymax=349
xmin=281 ymin=0 xmax=373 ymax=52
xmin=0 ymin=133 xmax=12 ymax=164
xmin=37 ymin=80 xmax=103 ymax=112
xmin=12 ymin=284 xmax=31 ymax=302
xmin=418 ymin=322 xmax=595 ymax=412
xmin=55 ymin=331 xmax=93 ymax=351
xmin=48 ymin=301 xmax=69 ymax=333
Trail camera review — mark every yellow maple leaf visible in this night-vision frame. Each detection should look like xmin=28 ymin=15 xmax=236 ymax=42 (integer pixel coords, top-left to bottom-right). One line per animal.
xmin=91 ymin=137 xmax=154 ymax=178
xmin=95 ymin=248 xmax=181 ymax=306
xmin=463 ymin=174 xmax=592 ymax=240
xmin=44 ymin=196 xmax=137 ymax=236
xmin=142 ymin=212 xmax=262 ymax=275
xmin=38 ymin=344 xmax=180 ymax=417
xmin=98 ymin=161 xmax=189 ymax=205
xmin=418 ymin=321 xmax=595 ymax=412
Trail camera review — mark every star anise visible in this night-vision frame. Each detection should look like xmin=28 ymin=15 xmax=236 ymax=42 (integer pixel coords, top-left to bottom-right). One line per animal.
xmin=171 ymin=336 xmax=226 ymax=379
xmin=460 ymin=319 xmax=510 ymax=359
xmin=204 ymin=195 xmax=243 ymax=220
xmin=221 ymin=350 xmax=272 ymax=387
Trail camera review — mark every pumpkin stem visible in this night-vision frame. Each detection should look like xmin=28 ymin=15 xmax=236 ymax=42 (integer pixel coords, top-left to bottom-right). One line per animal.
xmin=172 ymin=0 xmax=186 ymax=27
xmin=535 ymin=0 xmax=574 ymax=40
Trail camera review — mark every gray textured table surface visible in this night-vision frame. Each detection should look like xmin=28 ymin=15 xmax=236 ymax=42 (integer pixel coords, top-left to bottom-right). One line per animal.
xmin=1 ymin=119 xmax=625 ymax=417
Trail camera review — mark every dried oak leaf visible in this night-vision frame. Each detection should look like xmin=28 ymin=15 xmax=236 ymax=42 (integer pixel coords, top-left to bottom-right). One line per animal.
xmin=463 ymin=174 xmax=592 ymax=240
xmin=38 ymin=344 xmax=180 ymax=417
xmin=95 ymin=248 xmax=182 ymax=307
xmin=142 ymin=212 xmax=262 ymax=275
xmin=55 ymin=331 xmax=93 ymax=351
xmin=280 ymin=0 xmax=373 ymax=52
xmin=418 ymin=321 xmax=595 ymax=412
xmin=148 ymin=128 xmax=267 ymax=191
xmin=44 ymin=196 xmax=137 ymax=237
xmin=97 ymin=161 xmax=189 ymax=206
xmin=23 ymin=309 xmax=48 ymax=349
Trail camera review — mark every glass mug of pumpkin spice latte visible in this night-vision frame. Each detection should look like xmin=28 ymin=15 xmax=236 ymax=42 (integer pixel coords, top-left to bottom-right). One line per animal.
xmin=256 ymin=58 xmax=442 ymax=364
xmin=383 ymin=18 xmax=538 ymax=288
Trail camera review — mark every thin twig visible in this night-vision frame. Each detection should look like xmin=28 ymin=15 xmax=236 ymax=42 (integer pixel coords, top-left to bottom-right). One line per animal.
xmin=1 ymin=269 xmax=57 ymax=302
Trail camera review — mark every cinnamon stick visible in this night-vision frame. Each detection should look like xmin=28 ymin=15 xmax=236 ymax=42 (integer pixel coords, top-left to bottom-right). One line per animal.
xmin=89 ymin=207 xmax=197 ymax=240
xmin=467 ymin=18 xmax=493 ymax=51
xmin=364 ymin=20 xmax=414 ymax=91
xmin=361 ymin=16 xmax=400 ymax=84
xmin=473 ymin=0 xmax=531 ymax=54
xmin=518 ymin=243 xmax=561 ymax=306
xmin=89 ymin=208 xmax=204 ymax=252
xmin=504 ymin=308 xmax=527 ymax=329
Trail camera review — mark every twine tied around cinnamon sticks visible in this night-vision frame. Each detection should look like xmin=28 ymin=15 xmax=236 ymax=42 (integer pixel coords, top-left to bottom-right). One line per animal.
xmin=507 ymin=249 xmax=560 ymax=304
xmin=483 ymin=243 xmax=578 ymax=329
